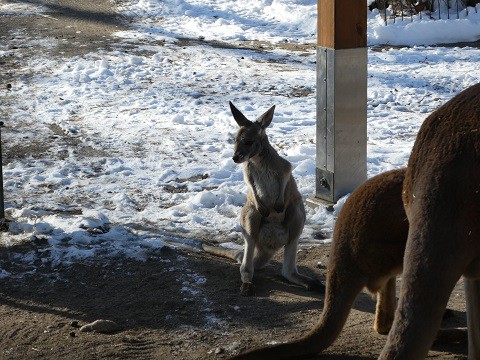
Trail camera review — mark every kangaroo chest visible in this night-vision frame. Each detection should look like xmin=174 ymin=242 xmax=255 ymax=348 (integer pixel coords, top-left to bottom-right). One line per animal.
xmin=244 ymin=165 xmax=281 ymax=205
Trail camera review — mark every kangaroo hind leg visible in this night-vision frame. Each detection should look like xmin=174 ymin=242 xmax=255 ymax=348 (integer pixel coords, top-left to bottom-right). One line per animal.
xmin=374 ymin=277 xmax=396 ymax=335
xmin=253 ymin=247 xmax=275 ymax=270
xmin=380 ymin=218 xmax=465 ymax=359
xmin=282 ymin=239 xmax=324 ymax=291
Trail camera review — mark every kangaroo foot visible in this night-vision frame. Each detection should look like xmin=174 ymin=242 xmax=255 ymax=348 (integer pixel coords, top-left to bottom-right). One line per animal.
xmin=374 ymin=277 xmax=396 ymax=335
xmin=282 ymin=271 xmax=325 ymax=293
xmin=240 ymin=282 xmax=256 ymax=296
xmin=305 ymin=278 xmax=326 ymax=292
xmin=374 ymin=313 xmax=394 ymax=335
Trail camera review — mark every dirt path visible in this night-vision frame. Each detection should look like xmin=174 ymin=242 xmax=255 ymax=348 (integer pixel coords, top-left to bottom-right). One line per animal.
xmin=0 ymin=243 xmax=469 ymax=360
xmin=0 ymin=1 xmax=470 ymax=359
xmin=1 ymin=0 xmax=125 ymax=56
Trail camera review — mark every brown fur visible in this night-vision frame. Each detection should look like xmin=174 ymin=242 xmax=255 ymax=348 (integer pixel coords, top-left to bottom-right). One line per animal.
xmin=380 ymin=83 xmax=480 ymax=359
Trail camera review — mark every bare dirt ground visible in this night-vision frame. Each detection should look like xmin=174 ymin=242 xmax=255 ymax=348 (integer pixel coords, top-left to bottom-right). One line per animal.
xmin=0 ymin=1 xmax=470 ymax=359
xmin=0 ymin=244 xmax=469 ymax=360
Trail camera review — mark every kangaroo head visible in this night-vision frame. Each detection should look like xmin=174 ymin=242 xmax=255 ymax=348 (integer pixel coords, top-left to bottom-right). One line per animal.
xmin=229 ymin=101 xmax=275 ymax=163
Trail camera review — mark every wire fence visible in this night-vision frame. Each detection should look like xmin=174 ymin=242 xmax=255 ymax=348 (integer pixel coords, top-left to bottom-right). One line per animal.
xmin=370 ymin=0 xmax=480 ymax=25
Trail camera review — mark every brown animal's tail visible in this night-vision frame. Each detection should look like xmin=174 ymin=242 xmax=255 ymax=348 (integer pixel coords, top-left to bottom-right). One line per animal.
xmin=230 ymin=266 xmax=366 ymax=360
xmin=201 ymin=243 xmax=243 ymax=263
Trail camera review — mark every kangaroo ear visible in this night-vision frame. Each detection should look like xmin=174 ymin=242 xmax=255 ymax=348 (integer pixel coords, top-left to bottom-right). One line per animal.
xmin=256 ymin=105 xmax=275 ymax=129
xmin=229 ymin=102 xmax=252 ymax=127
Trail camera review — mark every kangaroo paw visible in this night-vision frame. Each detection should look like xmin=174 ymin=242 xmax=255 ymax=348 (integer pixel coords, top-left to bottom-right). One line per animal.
xmin=240 ymin=282 xmax=256 ymax=296
xmin=274 ymin=202 xmax=285 ymax=213
xmin=258 ymin=205 xmax=270 ymax=218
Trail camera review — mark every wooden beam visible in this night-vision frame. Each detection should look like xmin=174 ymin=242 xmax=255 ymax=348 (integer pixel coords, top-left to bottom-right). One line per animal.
xmin=318 ymin=0 xmax=367 ymax=49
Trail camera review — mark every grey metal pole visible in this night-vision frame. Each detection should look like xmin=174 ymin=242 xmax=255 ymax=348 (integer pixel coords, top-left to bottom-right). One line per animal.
xmin=307 ymin=0 xmax=367 ymax=208
xmin=0 ymin=121 xmax=4 ymax=221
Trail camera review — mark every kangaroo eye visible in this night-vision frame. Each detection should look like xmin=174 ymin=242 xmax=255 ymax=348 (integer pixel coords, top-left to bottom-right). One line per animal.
xmin=244 ymin=140 xmax=254 ymax=146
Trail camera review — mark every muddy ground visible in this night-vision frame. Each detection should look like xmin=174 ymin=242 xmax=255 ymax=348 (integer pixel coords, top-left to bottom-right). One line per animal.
xmin=0 ymin=1 xmax=470 ymax=359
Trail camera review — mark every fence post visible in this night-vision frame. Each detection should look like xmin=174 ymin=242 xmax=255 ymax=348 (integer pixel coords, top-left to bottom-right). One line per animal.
xmin=307 ymin=0 xmax=367 ymax=208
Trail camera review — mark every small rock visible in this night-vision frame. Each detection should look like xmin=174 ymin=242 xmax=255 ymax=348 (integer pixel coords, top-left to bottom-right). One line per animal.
xmin=79 ymin=319 xmax=120 ymax=334
xmin=215 ymin=347 xmax=224 ymax=355
xmin=159 ymin=246 xmax=173 ymax=255
xmin=70 ymin=321 xmax=80 ymax=328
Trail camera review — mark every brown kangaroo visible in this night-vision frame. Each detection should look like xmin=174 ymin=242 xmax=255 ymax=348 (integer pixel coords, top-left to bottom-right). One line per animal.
xmin=379 ymin=84 xmax=480 ymax=359
xmin=225 ymin=102 xmax=324 ymax=296
xmin=230 ymin=83 xmax=480 ymax=359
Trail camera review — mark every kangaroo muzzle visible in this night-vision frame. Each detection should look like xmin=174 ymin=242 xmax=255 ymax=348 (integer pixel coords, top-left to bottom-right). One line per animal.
xmin=232 ymin=153 xmax=243 ymax=163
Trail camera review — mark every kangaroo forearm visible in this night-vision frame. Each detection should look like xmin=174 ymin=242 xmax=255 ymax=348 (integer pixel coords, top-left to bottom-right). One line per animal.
xmin=276 ymin=179 xmax=286 ymax=204
xmin=274 ymin=175 xmax=289 ymax=212
xmin=248 ymin=174 xmax=270 ymax=216
xmin=253 ymin=193 xmax=269 ymax=217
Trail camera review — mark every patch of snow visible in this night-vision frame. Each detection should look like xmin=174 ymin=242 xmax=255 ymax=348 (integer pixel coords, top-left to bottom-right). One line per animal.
xmin=2 ymin=0 xmax=480 ymax=277
xmin=118 ymin=0 xmax=480 ymax=46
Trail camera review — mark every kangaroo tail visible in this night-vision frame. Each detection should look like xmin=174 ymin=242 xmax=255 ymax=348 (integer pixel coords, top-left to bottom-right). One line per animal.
xmin=229 ymin=266 xmax=366 ymax=360
xmin=201 ymin=244 xmax=243 ymax=263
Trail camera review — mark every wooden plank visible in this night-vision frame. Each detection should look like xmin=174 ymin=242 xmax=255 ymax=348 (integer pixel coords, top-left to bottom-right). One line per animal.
xmin=318 ymin=0 xmax=366 ymax=49
xmin=318 ymin=0 xmax=335 ymax=48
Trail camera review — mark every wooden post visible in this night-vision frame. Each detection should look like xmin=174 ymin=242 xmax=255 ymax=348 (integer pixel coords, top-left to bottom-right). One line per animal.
xmin=307 ymin=0 xmax=367 ymax=207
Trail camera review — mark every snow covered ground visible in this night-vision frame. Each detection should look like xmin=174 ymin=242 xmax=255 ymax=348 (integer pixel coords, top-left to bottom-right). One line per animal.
xmin=2 ymin=0 xmax=480 ymax=275
xmin=118 ymin=0 xmax=480 ymax=46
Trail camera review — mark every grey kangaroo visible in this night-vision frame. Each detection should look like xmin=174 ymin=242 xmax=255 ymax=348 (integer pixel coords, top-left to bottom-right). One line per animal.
xmin=221 ymin=102 xmax=324 ymax=296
